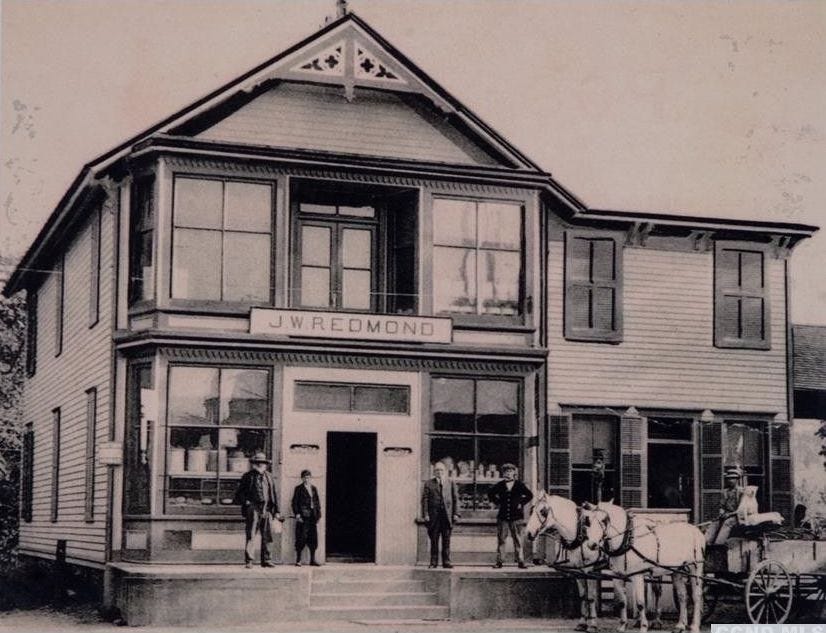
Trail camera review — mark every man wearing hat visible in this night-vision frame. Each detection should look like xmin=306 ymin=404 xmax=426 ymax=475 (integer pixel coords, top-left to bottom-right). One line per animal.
xmin=233 ymin=452 xmax=282 ymax=568
xmin=292 ymin=469 xmax=322 ymax=566
xmin=706 ymin=465 xmax=743 ymax=545
xmin=488 ymin=463 xmax=533 ymax=568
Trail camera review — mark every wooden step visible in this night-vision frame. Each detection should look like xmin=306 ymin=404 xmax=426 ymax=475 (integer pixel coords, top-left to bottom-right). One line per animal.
xmin=312 ymin=579 xmax=427 ymax=594
xmin=312 ymin=591 xmax=440 ymax=608
xmin=307 ymin=605 xmax=450 ymax=621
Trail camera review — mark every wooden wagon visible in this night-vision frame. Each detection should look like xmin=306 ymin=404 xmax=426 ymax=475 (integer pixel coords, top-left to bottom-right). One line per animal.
xmin=704 ymin=525 xmax=826 ymax=624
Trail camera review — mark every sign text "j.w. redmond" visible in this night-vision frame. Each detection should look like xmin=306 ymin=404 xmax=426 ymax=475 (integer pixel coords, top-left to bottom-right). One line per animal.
xmin=250 ymin=308 xmax=452 ymax=344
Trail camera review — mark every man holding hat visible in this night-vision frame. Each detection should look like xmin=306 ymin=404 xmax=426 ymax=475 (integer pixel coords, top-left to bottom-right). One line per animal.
xmin=233 ymin=452 xmax=282 ymax=568
xmin=292 ymin=469 xmax=322 ymax=566
xmin=706 ymin=465 xmax=743 ymax=545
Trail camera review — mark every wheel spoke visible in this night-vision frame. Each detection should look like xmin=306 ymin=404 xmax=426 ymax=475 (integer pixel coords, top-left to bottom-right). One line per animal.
xmin=754 ymin=602 xmax=766 ymax=623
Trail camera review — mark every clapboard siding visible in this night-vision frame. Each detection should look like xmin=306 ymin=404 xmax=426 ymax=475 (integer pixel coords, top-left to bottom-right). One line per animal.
xmin=548 ymin=243 xmax=788 ymax=414
xmin=199 ymin=83 xmax=499 ymax=166
xmin=20 ymin=194 xmax=115 ymax=566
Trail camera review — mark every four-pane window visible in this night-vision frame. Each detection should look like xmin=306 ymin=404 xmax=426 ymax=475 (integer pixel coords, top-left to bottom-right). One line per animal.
xmin=172 ymin=177 xmax=273 ymax=303
xmin=432 ymin=198 xmax=523 ymax=320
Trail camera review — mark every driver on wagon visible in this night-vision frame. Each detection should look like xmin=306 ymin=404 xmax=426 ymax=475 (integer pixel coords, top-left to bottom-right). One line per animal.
xmin=705 ymin=464 xmax=743 ymax=545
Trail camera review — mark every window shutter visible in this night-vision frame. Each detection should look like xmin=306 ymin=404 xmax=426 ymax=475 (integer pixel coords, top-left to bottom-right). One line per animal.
xmin=25 ymin=291 xmax=37 ymax=377
xmin=547 ymin=414 xmax=571 ymax=497
xmin=714 ymin=243 xmax=770 ymax=349
xmin=700 ymin=419 xmax=723 ymax=522
xmin=21 ymin=424 xmax=34 ymax=523
xmin=84 ymin=388 xmax=97 ymax=523
xmin=620 ymin=411 xmax=644 ymax=508
xmin=770 ymin=423 xmax=792 ymax=522
xmin=564 ymin=232 xmax=622 ymax=342
xmin=51 ymin=408 xmax=60 ymax=523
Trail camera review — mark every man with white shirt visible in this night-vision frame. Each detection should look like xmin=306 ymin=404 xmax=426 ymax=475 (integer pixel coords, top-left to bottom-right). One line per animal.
xmin=421 ymin=461 xmax=460 ymax=568
xmin=292 ymin=469 xmax=322 ymax=566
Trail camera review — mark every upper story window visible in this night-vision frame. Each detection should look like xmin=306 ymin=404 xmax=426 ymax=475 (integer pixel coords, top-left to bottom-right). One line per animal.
xmin=564 ymin=231 xmax=623 ymax=342
xmin=714 ymin=242 xmax=770 ymax=349
xmin=296 ymin=203 xmax=378 ymax=311
xmin=432 ymin=198 xmax=523 ymax=323
xmin=291 ymin=179 xmax=418 ymax=314
xmin=171 ymin=176 xmax=273 ymax=303
xmin=129 ymin=176 xmax=155 ymax=305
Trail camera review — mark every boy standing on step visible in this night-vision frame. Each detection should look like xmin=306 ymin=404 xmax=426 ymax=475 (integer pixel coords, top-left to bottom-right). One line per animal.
xmin=292 ymin=469 xmax=322 ymax=566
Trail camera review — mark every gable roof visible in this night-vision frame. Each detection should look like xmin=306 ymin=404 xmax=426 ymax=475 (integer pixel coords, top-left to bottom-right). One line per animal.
xmin=2 ymin=10 xmax=819 ymax=297
xmin=794 ymin=324 xmax=826 ymax=392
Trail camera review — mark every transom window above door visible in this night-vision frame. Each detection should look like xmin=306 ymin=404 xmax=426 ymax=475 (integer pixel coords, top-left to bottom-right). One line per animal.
xmin=291 ymin=179 xmax=418 ymax=314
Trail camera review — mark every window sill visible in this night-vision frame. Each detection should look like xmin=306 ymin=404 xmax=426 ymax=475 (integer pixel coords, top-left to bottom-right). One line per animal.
xmin=564 ymin=331 xmax=623 ymax=344
xmin=714 ymin=338 xmax=771 ymax=351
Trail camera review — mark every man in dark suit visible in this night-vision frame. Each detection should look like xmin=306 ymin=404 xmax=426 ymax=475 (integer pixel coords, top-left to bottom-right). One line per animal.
xmin=291 ymin=469 xmax=322 ymax=566
xmin=233 ymin=452 xmax=282 ymax=568
xmin=421 ymin=461 xmax=459 ymax=568
xmin=488 ymin=463 xmax=532 ymax=568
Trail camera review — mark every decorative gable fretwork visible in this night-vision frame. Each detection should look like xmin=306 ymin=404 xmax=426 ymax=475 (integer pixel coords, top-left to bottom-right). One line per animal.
xmin=271 ymin=23 xmax=431 ymax=105
xmin=291 ymin=41 xmax=345 ymax=76
xmin=354 ymin=46 xmax=403 ymax=83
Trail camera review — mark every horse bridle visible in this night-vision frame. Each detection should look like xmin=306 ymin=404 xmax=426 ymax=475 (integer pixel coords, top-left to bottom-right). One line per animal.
xmin=535 ymin=495 xmax=587 ymax=551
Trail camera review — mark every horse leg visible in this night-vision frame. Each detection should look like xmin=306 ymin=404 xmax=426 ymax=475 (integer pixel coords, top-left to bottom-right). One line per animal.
xmin=688 ymin=563 xmax=703 ymax=633
xmin=649 ymin=578 xmax=664 ymax=630
xmin=672 ymin=573 xmax=687 ymax=633
xmin=613 ymin=578 xmax=629 ymax=632
xmin=632 ymin=576 xmax=648 ymax=632
xmin=574 ymin=578 xmax=588 ymax=631
xmin=585 ymin=578 xmax=599 ymax=633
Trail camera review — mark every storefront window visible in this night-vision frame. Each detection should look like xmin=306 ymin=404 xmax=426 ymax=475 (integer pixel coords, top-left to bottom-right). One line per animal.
xmin=429 ymin=377 xmax=520 ymax=517
xmin=166 ymin=366 xmax=271 ymax=514
xmin=570 ymin=414 xmax=618 ymax=505
xmin=125 ymin=363 xmax=153 ymax=514
xmin=432 ymin=198 xmax=523 ymax=321
xmin=647 ymin=417 xmax=694 ymax=509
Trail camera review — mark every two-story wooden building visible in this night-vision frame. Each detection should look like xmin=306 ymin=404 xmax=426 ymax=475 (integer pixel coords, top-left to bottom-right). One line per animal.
xmin=3 ymin=8 xmax=817 ymax=625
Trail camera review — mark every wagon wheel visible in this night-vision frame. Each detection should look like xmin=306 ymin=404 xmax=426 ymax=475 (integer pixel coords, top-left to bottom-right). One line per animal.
xmin=745 ymin=559 xmax=793 ymax=624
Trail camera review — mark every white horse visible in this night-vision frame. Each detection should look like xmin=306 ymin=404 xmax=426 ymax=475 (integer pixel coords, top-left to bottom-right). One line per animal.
xmin=583 ymin=501 xmax=706 ymax=633
xmin=526 ymin=492 xmax=604 ymax=632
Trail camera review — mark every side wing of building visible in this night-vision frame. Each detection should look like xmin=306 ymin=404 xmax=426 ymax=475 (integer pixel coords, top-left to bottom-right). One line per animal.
xmin=20 ymin=192 xmax=116 ymax=568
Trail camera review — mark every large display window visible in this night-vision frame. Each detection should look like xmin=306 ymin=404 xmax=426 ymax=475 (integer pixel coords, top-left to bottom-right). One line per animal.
xmin=428 ymin=376 xmax=521 ymax=517
xmin=165 ymin=365 xmax=272 ymax=514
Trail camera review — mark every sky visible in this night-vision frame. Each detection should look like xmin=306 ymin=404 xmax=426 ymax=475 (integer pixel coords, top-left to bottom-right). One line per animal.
xmin=1 ymin=0 xmax=824 ymax=323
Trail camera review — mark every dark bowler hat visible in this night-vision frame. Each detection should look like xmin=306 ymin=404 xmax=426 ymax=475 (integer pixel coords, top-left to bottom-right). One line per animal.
xmin=300 ymin=469 xmax=312 ymax=478
xmin=724 ymin=465 xmax=742 ymax=479
xmin=250 ymin=452 xmax=271 ymax=464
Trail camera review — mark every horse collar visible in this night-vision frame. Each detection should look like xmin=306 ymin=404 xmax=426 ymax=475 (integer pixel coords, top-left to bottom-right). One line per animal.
xmin=561 ymin=506 xmax=587 ymax=551
xmin=605 ymin=511 xmax=635 ymax=557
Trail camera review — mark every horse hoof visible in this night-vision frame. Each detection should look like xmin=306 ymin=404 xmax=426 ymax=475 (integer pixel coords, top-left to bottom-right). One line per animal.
xmin=672 ymin=627 xmax=685 ymax=633
xmin=587 ymin=626 xmax=598 ymax=633
xmin=574 ymin=624 xmax=588 ymax=632
xmin=618 ymin=623 xmax=627 ymax=632
xmin=651 ymin=620 xmax=663 ymax=630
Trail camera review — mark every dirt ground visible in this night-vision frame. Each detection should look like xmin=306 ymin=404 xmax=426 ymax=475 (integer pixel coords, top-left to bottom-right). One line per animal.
xmin=0 ymin=603 xmax=724 ymax=633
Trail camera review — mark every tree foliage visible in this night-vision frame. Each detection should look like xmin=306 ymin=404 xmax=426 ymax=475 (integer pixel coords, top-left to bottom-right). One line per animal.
xmin=0 ymin=289 xmax=25 ymax=569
